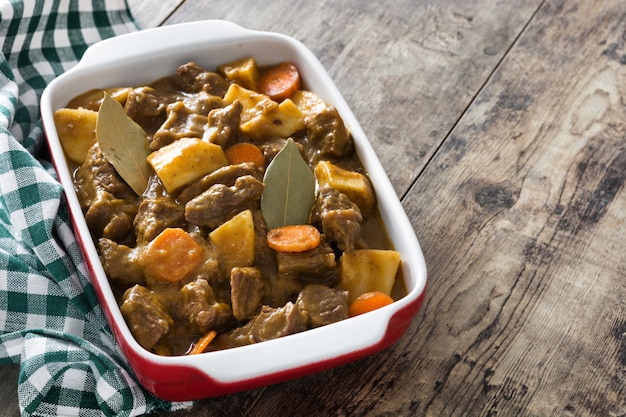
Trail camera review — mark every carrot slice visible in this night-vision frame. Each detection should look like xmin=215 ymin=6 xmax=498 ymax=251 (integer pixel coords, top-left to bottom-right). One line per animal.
xmin=257 ymin=62 xmax=301 ymax=101
xmin=225 ymin=142 xmax=265 ymax=167
xmin=188 ymin=330 xmax=218 ymax=355
xmin=348 ymin=291 xmax=394 ymax=317
xmin=267 ymin=225 xmax=321 ymax=252
xmin=142 ymin=228 xmax=203 ymax=283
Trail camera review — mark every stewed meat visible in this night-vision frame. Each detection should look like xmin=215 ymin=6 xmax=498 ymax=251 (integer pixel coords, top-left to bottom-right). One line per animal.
xmin=177 ymin=162 xmax=262 ymax=204
xmin=230 ymin=267 xmax=264 ymax=321
xmin=120 ymin=285 xmax=173 ymax=351
xmin=215 ymin=302 xmax=307 ymax=349
xmin=275 ymin=242 xmax=338 ymax=286
xmin=74 ymin=143 xmax=139 ymax=242
xmin=151 ymin=92 xmax=224 ymax=150
xmin=296 ymin=284 xmax=349 ymax=328
xmin=173 ymin=279 xmax=232 ymax=334
xmin=305 ymin=106 xmax=353 ymax=162
xmin=134 ymin=196 xmax=185 ymax=245
xmin=203 ymin=100 xmax=243 ymax=148
xmin=124 ymin=86 xmax=169 ymax=137
xmin=99 ymin=238 xmax=144 ymax=287
xmin=171 ymin=61 xmax=230 ymax=96
xmin=313 ymin=187 xmax=362 ymax=251
xmin=185 ymin=175 xmax=264 ymax=229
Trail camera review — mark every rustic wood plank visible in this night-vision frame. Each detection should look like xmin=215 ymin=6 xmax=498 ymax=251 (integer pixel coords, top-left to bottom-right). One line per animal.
xmin=163 ymin=0 xmax=542 ymax=197
xmin=399 ymin=0 xmax=626 ymax=415
xmin=0 ymin=364 xmax=21 ymax=416
xmin=126 ymin=0 xmax=183 ymax=29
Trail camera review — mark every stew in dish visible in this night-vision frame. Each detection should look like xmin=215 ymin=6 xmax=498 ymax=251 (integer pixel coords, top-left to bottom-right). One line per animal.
xmin=53 ymin=57 xmax=402 ymax=356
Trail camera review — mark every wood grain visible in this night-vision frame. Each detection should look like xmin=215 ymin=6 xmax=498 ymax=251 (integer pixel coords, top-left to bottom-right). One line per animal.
xmin=127 ymin=0 xmax=183 ymax=29
xmin=0 ymin=364 xmax=20 ymax=416
xmin=403 ymin=1 xmax=626 ymax=415
xmin=165 ymin=0 xmax=542 ymax=197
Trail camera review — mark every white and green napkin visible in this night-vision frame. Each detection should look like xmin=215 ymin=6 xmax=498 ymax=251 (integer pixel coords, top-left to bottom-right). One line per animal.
xmin=0 ymin=1 xmax=192 ymax=415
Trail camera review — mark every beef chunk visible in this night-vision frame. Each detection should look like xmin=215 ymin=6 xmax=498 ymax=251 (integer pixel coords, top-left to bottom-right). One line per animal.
xmin=151 ymin=102 xmax=205 ymax=150
xmin=296 ymin=284 xmax=348 ymax=328
xmin=74 ymin=143 xmax=139 ymax=242
xmin=216 ymin=302 xmax=307 ymax=349
xmin=260 ymin=138 xmax=306 ymax=166
xmin=125 ymin=87 xmax=166 ymax=118
xmin=203 ymin=100 xmax=242 ymax=148
xmin=183 ymin=90 xmax=224 ymax=115
xmin=173 ymin=279 xmax=232 ymax=334
xmin=186 ymin=237 xmax=225 ymax=298
xmin=151 ymin=93 xmax=223 ymax=150
xmin=260 ymin=138 xmax=288 ymax=164
xmin=172 ymin=62 xmax=229 ymax=96
xmin=134 ymin=196 xmax=185 ymax=245
xmin=185 ymin=175 xmax=264 ymax=229
xmin=120 ymin=285 xmax=173 ymax=351
xmin=99 ymin=238 xmax=144 ymax=287
xmin=275 ymin=242 xmax=338 ymax=286
xmin=75 ymin=144 xmax=137 ymax=201
xmin=124 ymin=86 xmax=169 ymax=135
xmin=230 ymin=267 xmax=264 ymax=321
xmin=313 ymin=187 xmax=362 ymax=251
xmin=306 ymin=106 xmax=353 ymax=162
xmin=177 ymin=162 xmax=262 ymax=204
xmin=262 ymin=273 xmax=303 ymax=308
xmin=251 ymin=208 xmax=275 ymax=272
xmin=83 ymin=193 xmax=137 ymax=242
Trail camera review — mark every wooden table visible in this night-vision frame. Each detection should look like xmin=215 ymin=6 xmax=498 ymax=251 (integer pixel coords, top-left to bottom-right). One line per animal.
xmin=4 ymin=0 xmax=626 ymax=415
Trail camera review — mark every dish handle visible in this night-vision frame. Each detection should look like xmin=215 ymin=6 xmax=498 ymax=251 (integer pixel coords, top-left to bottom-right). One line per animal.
xmin=77 ymin=20 xmax=252 ymax=69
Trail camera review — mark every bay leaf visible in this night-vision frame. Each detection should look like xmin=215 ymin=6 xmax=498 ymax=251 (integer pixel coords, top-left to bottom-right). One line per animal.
xmin=96 ymin=93 xmax=151 ymax=196
xmin=261 ymin=138 xmax=315 ymax=230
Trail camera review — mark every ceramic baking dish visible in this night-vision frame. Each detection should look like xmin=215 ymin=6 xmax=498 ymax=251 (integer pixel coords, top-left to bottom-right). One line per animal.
xmin=40 ymin=19 xmax=427 ymax=401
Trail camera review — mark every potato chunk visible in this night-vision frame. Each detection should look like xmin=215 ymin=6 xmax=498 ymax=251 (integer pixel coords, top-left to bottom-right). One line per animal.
xmin=53 ymin=107 xmax=98 ymax=164
xmin=315 ymin=160 xmax=375 ymax=211
xmin=209 ymin=209 xmax=256 ymax=272
xmin=339 ymin=249 xmax=401 ymax=304
xmin=147 ymin=137 xmax=229 ymax=193
xmin=66 ymin=87 xmax=130 ymax=110
xmin=291 ymin=90 xmax=328 ymax=117
xmin=218 ymin=56 xmax=259 ymax=91
xmin=223 ymin=83 xmax=304 ymax=140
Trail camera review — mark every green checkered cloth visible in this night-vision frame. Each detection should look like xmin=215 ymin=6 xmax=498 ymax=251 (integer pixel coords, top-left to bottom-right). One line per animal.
xmin=0 ymin=1 xmax=192 ymax=415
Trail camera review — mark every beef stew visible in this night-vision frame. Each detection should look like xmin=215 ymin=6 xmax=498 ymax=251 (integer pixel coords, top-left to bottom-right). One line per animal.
xmin=53 ymin=57 xmax=403 ymax=356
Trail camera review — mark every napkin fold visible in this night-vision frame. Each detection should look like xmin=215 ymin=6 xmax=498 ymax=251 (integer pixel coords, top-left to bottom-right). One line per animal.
xmin=0 ymin=1 xmax=192 ymax=415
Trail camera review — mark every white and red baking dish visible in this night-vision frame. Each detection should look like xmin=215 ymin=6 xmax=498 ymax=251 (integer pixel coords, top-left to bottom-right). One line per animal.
xmin=40 ymin=20 xmax=427 ymax=401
